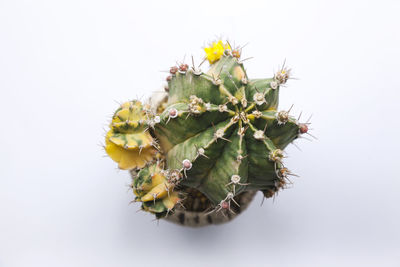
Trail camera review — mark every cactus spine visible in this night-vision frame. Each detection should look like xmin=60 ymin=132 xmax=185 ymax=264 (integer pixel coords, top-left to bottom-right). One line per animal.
xmin=104 ymin=40 xmax=311 ymax=222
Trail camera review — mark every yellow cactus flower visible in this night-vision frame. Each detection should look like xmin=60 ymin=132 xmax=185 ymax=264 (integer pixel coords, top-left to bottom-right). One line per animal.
xmin=204 ymin=40 xmax=231 ymax=64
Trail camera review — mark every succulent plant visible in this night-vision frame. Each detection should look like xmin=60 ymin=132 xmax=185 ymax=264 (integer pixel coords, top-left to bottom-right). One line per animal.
xmin=104 ymin=40 xmax=311 ymax=225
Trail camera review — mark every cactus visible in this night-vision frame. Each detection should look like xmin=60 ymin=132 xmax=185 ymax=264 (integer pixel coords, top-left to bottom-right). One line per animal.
xmin=104 ymin=40 xmax=311 ymax=223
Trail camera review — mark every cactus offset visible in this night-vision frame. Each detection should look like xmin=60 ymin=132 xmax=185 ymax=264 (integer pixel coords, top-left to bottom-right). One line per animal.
xmin=104 ymin=40 xmax=311 ymax=222
xmin=105 ymin=100 xmax=161 ymax=169
xmin=132 ymin=162 xmax=181 ymax=218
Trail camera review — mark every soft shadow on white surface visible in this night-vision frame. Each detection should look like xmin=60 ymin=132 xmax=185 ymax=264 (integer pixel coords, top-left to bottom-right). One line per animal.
xmin=0 ymin=0 xmax=399 ymax=266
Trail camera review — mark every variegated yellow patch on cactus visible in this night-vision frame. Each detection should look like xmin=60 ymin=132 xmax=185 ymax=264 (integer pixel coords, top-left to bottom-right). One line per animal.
xmin=105 ymin=100 xmax=160 ymax=170
xmin=133 ymin=162 xmax=181 ymax=218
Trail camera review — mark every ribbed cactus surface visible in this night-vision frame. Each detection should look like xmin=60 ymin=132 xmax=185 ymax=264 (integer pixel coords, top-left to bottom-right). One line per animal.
xmin=104 ymin=41 xmax=310 ymax=219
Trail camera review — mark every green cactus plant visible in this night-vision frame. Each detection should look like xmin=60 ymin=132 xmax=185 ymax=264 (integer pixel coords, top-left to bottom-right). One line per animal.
xmin=104 ymin=40 xmax=311 ymax=225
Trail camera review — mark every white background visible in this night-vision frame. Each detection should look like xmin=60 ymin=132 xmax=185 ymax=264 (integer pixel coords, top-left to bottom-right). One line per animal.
xmin=1 ymin=0 xmax=399 ymax=266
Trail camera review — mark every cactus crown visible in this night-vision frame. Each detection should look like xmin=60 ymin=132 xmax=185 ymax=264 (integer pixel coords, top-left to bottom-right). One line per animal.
xmin=105 ymin=40 xmax=310 ymax=218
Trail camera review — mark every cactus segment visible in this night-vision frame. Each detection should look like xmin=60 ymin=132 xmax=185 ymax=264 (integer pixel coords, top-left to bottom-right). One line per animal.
xmin=198 ymin=133 xmax=248 ymax=203
xmin=164 ymin=119 xmax=236 ymax=189
xmin=155 ymin=103 xmax=231 ymax=152
xmin=244 ymin=128 xmax=279 ymax=189
xmin=207 ymin=55 xmax=248 ymax=96
xmin=249 ymin=110 xmax=299 ymax=149
xmin=246 ymin=79 xmax=280 ymax=111
xmin=167 ymin=71 xmax=226 ymax=105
